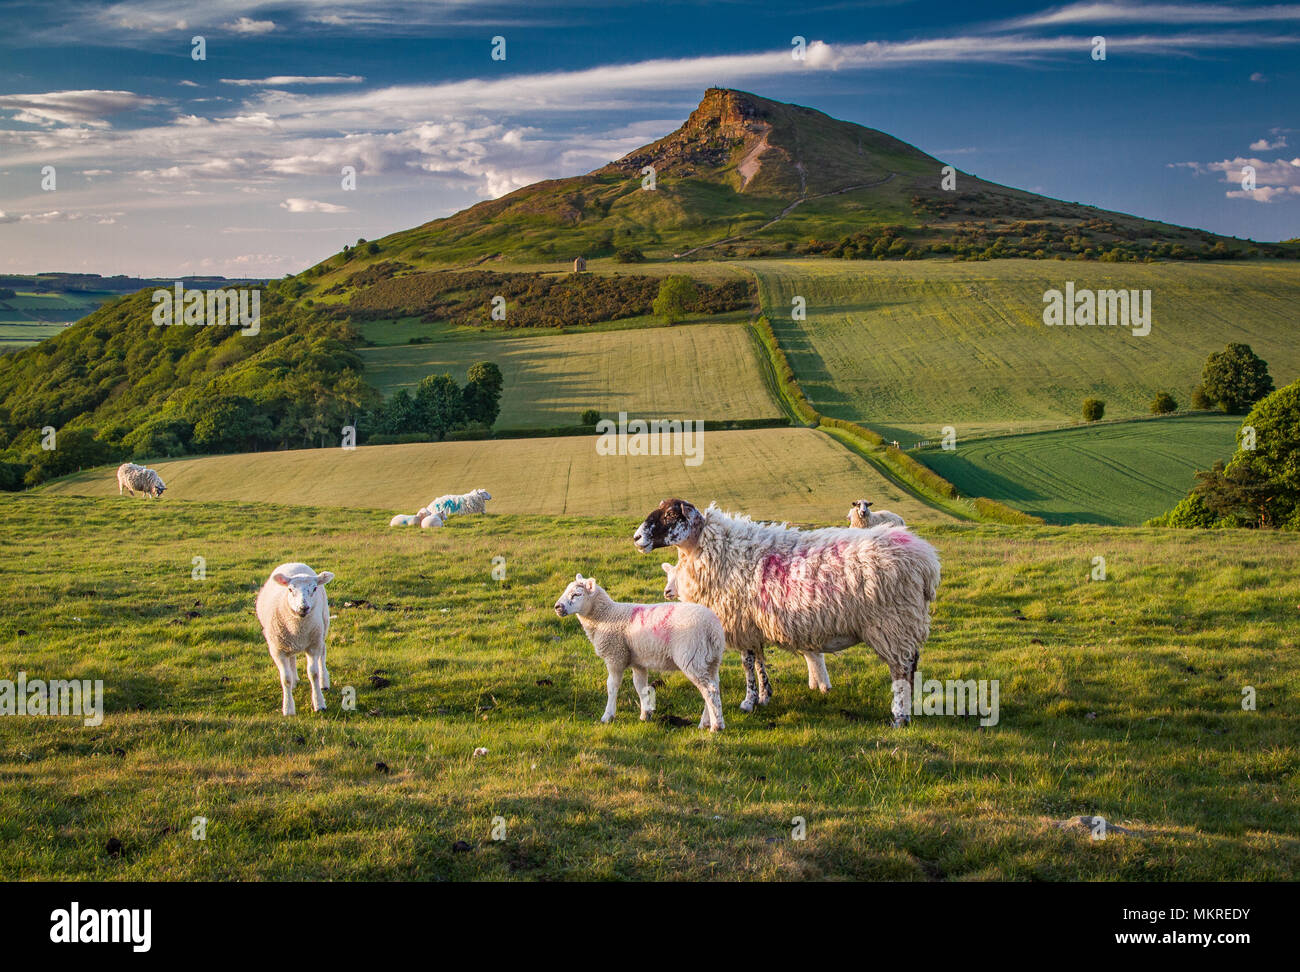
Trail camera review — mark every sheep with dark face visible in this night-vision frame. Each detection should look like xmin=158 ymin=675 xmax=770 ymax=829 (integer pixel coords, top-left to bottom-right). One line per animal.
xmin=117 ymin=463 xmax=166 ymax=499
xmin=849 ymin=500 xmax=905 ymax=529
xmin=633 ymin=499 xmax=940 ymax=725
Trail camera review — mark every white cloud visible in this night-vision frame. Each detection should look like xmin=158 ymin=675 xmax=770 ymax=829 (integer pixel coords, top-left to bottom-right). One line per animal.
xmin=1226 ymin=185 xmax=1300 ymax=201
xmin=220 ymin=75 xmax=365 ymax=87
xmin=0 ymin=89 xmax=161 ymax=128
xmin=1176 ymin=154 xmax=1300 ymax=202
xmin=280 ymin=197 xmax=350 ymax=213
xmin=1251 ymin=71 xmax=1267 ymax=81
xmin=1006 ymin=3 xmax=1300 ymax=28
xmin=1249 ymin=135 xmax=1288 ymax=150
xmin=224 ymin=16 xmax=275 ymax=34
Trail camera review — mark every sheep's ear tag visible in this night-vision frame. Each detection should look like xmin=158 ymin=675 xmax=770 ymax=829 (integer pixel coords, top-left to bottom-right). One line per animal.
xmin=273 ymin=573 xmax=290 ymax=587
xmin=584 ymin=578 xmax=597 ymax=591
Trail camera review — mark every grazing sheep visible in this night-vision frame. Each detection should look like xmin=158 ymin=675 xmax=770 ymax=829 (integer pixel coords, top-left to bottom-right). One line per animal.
xmin=116 ymin=462 xmax=166 ymax=499
xmin=661 ymin=559 xmax=822 ymax=697
xmin=419 ymin=512 xmax=445 ymax=528
xmin=254 ymin=563 xmax=335 ymax=716
xmin=848 ymin=499 xmax=906 ymax=529
xmin=429 ymin=488 xmax=491 ymax=520
xmin=554 ymin=573 xmax=725 ymax=731
xmin=633 ymin=499 xmax=940 ymax=726
xmin=390 ymin=514 xmax=420 ymax=526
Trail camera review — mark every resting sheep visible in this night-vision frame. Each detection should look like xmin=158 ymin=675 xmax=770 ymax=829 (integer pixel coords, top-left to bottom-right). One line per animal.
xmin=419 ymin=512 xmax=445 ymax=528
xmin=555 ymin=573 xmax=725 ymax=731
xmin=429 ymin=488 xmax=491 ymax=520
xmin=633 ymin=499 xmax=940 ymax=726
xmin=848 ymin=499 xmax=905 ymax=528
xmin=254 ymin=562 xmax=334 ymax=716
xmin=116 ymin=462 xmax=166 ymax=499
xmin=390 ymin=514 xmax=420 ymax=526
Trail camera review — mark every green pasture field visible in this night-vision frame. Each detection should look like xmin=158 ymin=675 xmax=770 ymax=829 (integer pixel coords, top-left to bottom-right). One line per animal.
xmin=0 ymin=496 xmax=1295 ymax=880
xmin=918 ymin=414 xmax=1242 ymax=525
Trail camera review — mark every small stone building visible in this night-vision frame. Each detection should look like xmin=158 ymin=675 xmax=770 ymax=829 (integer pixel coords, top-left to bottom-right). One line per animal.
xmin=572 ymin=256 xmax=586 ymax=273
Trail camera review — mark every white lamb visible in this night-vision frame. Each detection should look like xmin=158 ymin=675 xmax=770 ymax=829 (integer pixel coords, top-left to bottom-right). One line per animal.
xmin=661 ymin=561 xmax=679 ymax=600
xmin=419 ymin=512 xmax=445 ymax=528
xmin=554 ymin=573 xmax=725 ymax=731
xmin=429 ymin=488 xmax=491 ymax=520
xmin=849 ymin=499 xmax=906 ymax=528
xmin=634 ymin=499 xmax=940 ymax=726
xmin=254 ymin=562 xmax=335 ymax=716
xmin=116 ymin=462 xmax=166 ymax=499
xmin=390 ymin=514 xmax=420 ymax=526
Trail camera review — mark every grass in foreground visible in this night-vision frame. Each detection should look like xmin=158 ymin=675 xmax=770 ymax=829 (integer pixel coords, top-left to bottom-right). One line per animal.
xmin=0 ymin=496 xmax=1296 ymax=880
xmin=918 ymin=414 xmax=1241 ymax=525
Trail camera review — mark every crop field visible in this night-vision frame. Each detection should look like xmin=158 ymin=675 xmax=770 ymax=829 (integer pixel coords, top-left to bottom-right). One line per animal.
xmin=0 ymin=290 xmax=114 ymax=322
xmin=746 ymin=259 xmax=1300 ymax=441
xmin=918 ymin=414 xmax=1242 ymax=525
xmin=358 ymin=321 xmax=782 ymax=427
xmin=0 ymin=495 xmax=1295 ymax=880
xmin=38 ymin=428 xmax=952 ymax=524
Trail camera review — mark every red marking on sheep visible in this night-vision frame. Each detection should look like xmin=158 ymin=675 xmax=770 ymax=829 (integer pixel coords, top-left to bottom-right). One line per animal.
xmin=891 ymin=530 xmax=915 ymax=545
xmin=759 ymin=545 xmax=848 ymax=609
xmin=631 ymin=604 xmax=674 ymax=641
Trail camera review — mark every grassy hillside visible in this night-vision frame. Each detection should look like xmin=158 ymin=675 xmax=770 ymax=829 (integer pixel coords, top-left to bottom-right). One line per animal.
xmin=1 ymin=495 xmax=1295 ymax=880
xmin=748 ymin=259 xmax=1300 ymax=440
xmin=918 ymin=414 xmax=1241 ymax=525
xmin=359 ymin=322 xmax=781 ymax=427
xmin=38 ymin=427 xmax=954 ymax=524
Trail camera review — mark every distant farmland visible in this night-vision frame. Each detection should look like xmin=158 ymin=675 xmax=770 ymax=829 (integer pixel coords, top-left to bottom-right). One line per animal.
xmin=41 ymin=427 xmax=956 ymax=524
xmin=358 ymin=321 xmax=782 ymax=428
xmin=747 ymin=259 xmax=1300 ymax=441
xmin=917 ymin=414 xmax=1241 ymax=525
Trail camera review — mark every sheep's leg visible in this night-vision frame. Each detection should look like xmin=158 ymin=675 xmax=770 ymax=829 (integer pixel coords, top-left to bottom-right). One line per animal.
xmin=320 ymin=647 xmax=330 ymax=691
xmin=630 ymin=665 xmax=655 ymax=721
xmin=305 ymin=645 xmax=327 ymax=712
xmin=687 ymin=669 xmax=725 ymax=732
xmin=601 ymin=661 xmax=623 ymax=723
xmin=804 ymin=652 xmax=831 ymax=693
xmin=739 ymin=651 xmax=759 ymax=712
xmin=887 ymin=651 xmax=919 ymax=728
xmin=755 ymin=649 xmax=772 ymax=705
xmin=269 ymin=647 xmax=297 ymax=716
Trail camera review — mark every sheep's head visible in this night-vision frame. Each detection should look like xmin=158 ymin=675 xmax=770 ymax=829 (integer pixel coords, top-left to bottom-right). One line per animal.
xmin=476 ymin=489 xmax=492 ymax=501
xmin=661 ymin=563 xmax=678 ymax=600
xmin=151 ymin=480 xmax=167 ymax=498
xmin=849 ymin=499 xmax=872 ymax=524
xmin=273 ymin=569 xmax=334 ymax=618
xmin=633 ymin=498 xmax=704 ymax=552
xmin=554 ymin=573 xmax=599 ymax=617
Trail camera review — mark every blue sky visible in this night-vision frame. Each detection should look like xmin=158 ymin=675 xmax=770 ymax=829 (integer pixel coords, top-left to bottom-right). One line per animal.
xmin=0 ymin=0 xmax=1297 ymax=276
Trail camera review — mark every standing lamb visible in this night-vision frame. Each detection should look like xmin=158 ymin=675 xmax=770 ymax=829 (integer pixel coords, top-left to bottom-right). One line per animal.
xmin=848 ymin=500 xmax=905 ymax=528
xmin=255 ymin=562 xmax=335 ymax=716
xmin=661 ymin=559 xmax=824 ymax=698
xmin=116 ymin=462 xmax=166 ymax=499
xmin=633 ymin=499 xmax=940 ymax=726
xmin=429 ymin=488 xmax=491 ymax=520
xmin=554 ymin=573 xmax=725 ymax=731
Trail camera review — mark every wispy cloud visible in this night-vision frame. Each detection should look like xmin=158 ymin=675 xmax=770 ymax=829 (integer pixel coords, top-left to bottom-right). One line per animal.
xmin=1005 ymin=3 xmax=1300 ymax=28
xmin=280 ymin=197 xmax=350 ymax=213
xmin=220 ymin=75 xmax=365 ymax=87
xmin=224 ymin=16 xmax=275 ymax=34
xmin=0 ymin=90 xmax=162 ymax=127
